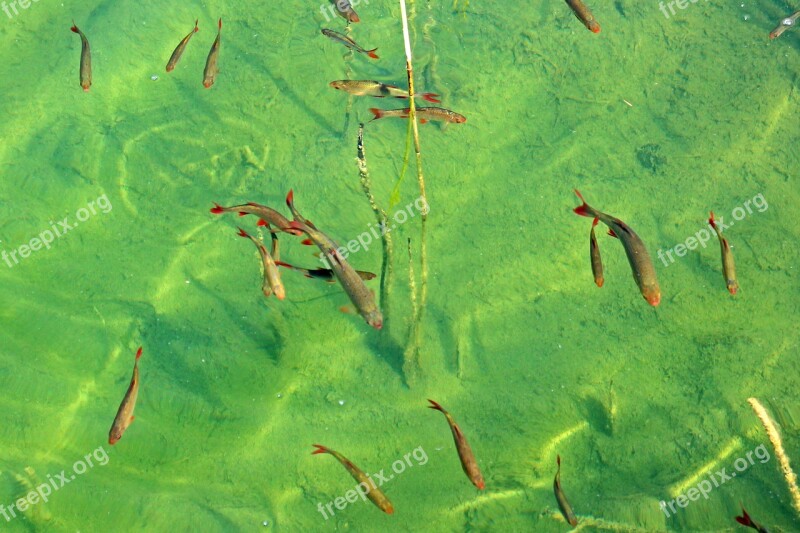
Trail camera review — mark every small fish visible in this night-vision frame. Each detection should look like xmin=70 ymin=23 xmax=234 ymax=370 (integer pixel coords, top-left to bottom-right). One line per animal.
xmin=565 ymin=0 xmax=601 ymax=33
xmin=330 ymin=80 xmax=440 ymax=103
xmin=210 ymin=202 xmax=303 ymax=236
xmin=770 ymin=10 xmax=800 ymax=39
xmin=590 ymin=218 xmax=604 ymax=288
xmin=428 ymin=399 xmax=485 ymax=489
xmin=109 ymin=347 xmax=143 ymax=445
xmin=554 ymin=455 xmax=579 ymax=526
xmin=311 ymin=444 xmax=393 ymax=514
xmin=70 ymin=22 xmax=92 ymax=92
xmin=237 ymin=227 xmax=285 ymax=300
xmin=573 ymin=190 xmax=660 ymax=306
xmin=329 ymin=0 xmax=360 ymax=23
xmin=275 ymin=259 xmax=376 ymax=283
xmin=166 ymin=19 xmax=199 ymax=72
xmin=708 ymin=211 xmax=738 ymax=295
xmin=203 ymin=18 xmax=222 ymax=88
xmin=369 ymin=106 xmax=466 ymax=124
xmin=735 ymin=507 xmax=770 ymax=533
xmin=322 ymin=29 xmax=378 ymax=59
xmin=286 ymin=190 xmax=383 ymax=329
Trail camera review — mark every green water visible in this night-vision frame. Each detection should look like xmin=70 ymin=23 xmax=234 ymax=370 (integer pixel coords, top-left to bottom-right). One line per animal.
xmin=1 ymin=0 xmax=798 ymax=531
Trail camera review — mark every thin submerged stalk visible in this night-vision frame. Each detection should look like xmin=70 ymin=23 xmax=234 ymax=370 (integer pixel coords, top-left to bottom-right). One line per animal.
xmin=399 ymin=0 xmax=428 ymax=381
xmin=356 ymin=124 xmax=393 ymax=335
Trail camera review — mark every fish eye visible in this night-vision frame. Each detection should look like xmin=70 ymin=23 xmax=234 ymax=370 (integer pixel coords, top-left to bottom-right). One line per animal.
xmin=783 ymin=18 xmax=794 ymax=26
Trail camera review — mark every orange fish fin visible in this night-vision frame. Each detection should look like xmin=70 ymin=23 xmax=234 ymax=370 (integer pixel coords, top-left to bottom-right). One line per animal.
xmin=367 ymin=49 xmax=379 ymax=59
xmin=607 ymin=229 xmax=618 ymax=239
xmin=419 ymin=118 xmax=428 ymax=124
xmin=311 ymin=444 xmax=329 ymax=455
xmin=427 ymin=399 xmax=445 ymax=412
xmin=135 ymin=346 xmax=143 ymax=360
xmin=422 ymin=93 xmax=441 ymax=103
xmin=369 ymin=108 xmax=383 ymax=121
xmin=339 ymin=305 xmax=355 ymax=315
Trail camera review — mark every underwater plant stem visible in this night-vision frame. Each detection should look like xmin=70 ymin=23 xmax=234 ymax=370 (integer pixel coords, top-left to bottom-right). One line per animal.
xmin=356 ymin=123 xmax=393 ymax=334
xmin=400 ymin=0 xmax=428 ymax=377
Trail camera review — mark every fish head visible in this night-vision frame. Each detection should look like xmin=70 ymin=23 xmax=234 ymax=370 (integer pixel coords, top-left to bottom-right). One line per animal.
xmin=108 ymin=431 xmax=121 ymax=445
xmin=644 ymin=288 xmax=661 ymax=307
xmin=329 ymin=81 xmax=345 ymax=90
xmin=365 ymin=310 xmax=383 ymax=330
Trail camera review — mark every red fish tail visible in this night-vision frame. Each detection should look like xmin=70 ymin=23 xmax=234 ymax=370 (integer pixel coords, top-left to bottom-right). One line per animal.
xmin=210 ymin=202 xmax=225 ymax=214
xmin=135 ymin=346 xmax=143 ymax=360
xmin=422 ymin=93 xmax=441 ymax=104
xmin=607 ymin=229 xmax=618 ymax=239
xmin=592 ymin=217 xmax=599 ymax=228
xmin=311 ymin=444 xmax=330 ymax=455
xmin=427 ymin=399 xmax=446 ymax=412
xmin=735 ymin=507 xmax=752 ymax=527
xmin=572 ymin=189 xmax=593 ymax=218
xmin=369 ymin=108 xmax=384 ymax=121
xmin=708 ymin=211 xmax=717 ymax=229
xmin=218 ymin=18 xmax=222 ymax=30
xmin=236 ymin=227 xmax=249 ymax=238
xmin=367 ymin=49 xmax=379 ymax=59
xmin=71 ymin=24 xmax=79 ymax=33
xmin=286 ymin=189 xmax=295 ymax=210
xmin=193 ymin=19 xmax=199 ymax=32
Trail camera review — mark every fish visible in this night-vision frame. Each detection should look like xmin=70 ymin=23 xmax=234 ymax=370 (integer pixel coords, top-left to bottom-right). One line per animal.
xmin=286 ymin=190 xmax=383 ymax=329
xmin=210 ymin=202 xmax=303 ymax=236
xmin=237 ymin=227 xmax=285 ymax=300
xmin=735 ymin=507 xmax=770 ymax=533
xmin=554 ymin=455 xmax=579 ymax=526
xmin=708 ymin=211 xmax=738 ymax=295
xmin=311 ymin=444 xmax=394 ymax=514
xmin=330 ymin=80 xmax=440 ymax=103
xmin=70 ymin=22 xmax=92 ymax=92
xmin=427 ymin=399 xmax=485 ymax=489
xmin=109 ymin=347 xmax=143 ymax=445
xmin=573 ymin=190 xmax=661 ymax=306
xmin=329 ymin=0 xmax=360 ymax=23
xmin=275 ymin=259 xmax=376 ymax=283
xmin=590 ymin=218 xmax=604 ymax=288
xmin=368 ymin=106 xmax=467 ymax=124
xmin=322 ymin=29 xmax=378 ymax=59
xmin=565 ymin=0 xmax=600 ymax=33
xmin=770 ymin=10 xmax=800 ymax=39
xmin=166 ymin=19 xmax=199 ymax=72
xmin=203 ymin=18 xmax=222 ymax=88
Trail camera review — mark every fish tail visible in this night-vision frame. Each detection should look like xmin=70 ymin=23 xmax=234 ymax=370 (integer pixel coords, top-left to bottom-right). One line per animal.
xmin=708 ymin=211 xmax=717 ymax=229
xmin=367 ymin=48 xmax=379 ymax=59
xmin=236 ymin=227 xmax=250 ymax=238
xmin=427 ymin=399 xmax=446 ymax=412
xmin=135 ymin=346 xmax=143 ymax=361
xmin=210 ymin=202 xmax=225 ymax=214
xmin=592 ymin=217 xmax=599 ymax=228
xmin=734 ymin=507 xmax=753 ymax=527
xmin=368 ymin=108 xmax=384 ymax=121
xmin=311 ymin=444 xmax=330 ymax=455
xmin=70 ymin=23 xmax=79 ymax=33
xmin=572 ymin=189 xmax=595 ymax=218
xmin=217 ymin=18 xmax=222 ymax=31
xmin=607 ymin=229 xmax=618 ymax=239
xmin=421 ymin=93 xmax=441 ymax=104
xmin=193 ymin=19 xmax=199 ymax=32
